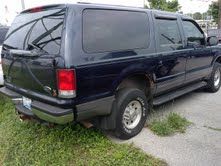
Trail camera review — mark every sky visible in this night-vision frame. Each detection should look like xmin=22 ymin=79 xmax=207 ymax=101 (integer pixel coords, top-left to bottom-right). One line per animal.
xmin=0 ymin=0 xmax=215 ymax=25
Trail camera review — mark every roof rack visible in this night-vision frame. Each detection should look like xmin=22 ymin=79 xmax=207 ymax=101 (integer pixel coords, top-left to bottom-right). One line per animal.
xmin=77 ymin=2 xmax=145 ymax=9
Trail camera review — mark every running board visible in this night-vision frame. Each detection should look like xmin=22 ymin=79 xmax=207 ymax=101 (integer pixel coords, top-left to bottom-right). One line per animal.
xmin=153 ymin=82 xmax=207 ymax=106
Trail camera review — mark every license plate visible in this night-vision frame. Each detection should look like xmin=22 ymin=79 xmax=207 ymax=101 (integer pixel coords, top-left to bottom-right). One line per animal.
xmin=22 ymin=97 xmax=32 ymax=110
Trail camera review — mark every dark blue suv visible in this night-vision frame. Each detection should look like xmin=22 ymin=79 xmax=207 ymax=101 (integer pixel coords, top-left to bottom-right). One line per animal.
xmin=0 ymin=3 xmax=220 ymax=139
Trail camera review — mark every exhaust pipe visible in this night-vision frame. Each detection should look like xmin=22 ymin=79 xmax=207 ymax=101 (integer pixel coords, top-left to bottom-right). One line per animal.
xmin=19 ymin=114 xmax=32 ymax=122
xmin=80 ymin=121 xmax=94 ymax=129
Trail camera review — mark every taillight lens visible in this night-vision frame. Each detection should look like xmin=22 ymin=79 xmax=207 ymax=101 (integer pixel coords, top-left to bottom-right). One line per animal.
xmin=30 ymin=7 xmax=43 ymax=13
xmin=57 ymin=69 xmax=76 ymax=98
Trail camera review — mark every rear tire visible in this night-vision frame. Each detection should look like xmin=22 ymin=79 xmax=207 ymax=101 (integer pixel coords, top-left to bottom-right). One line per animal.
xmin=207 ymin=62 xmax=221 ymax=92
xmin=113 ymin=88 xmax=148 ymax=140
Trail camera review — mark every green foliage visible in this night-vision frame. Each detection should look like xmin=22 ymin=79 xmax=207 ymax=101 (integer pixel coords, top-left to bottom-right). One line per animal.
xmin=193 ymin=12 xmax=202 ymax=20
xmin=208 ymin=1 xmax=219 ymax=24
xmin=0 ymin=95 xmax=166 ymax=166
xmin=166 ymin=0 xmax=181 ymax=12
xmin=149 ymin=113 xmax=191 ymax=136
xmin=148 ymin=0 xmax=181 ymax=12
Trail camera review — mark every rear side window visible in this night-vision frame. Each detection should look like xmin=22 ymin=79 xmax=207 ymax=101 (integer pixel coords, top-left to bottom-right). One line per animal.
xmin=83 ymin=9 xmax=149 ymax=53
xmin=156 ymin=19 xmax=182 ymax=52
xmin=4 ymin=8 xmax=65 ymax=55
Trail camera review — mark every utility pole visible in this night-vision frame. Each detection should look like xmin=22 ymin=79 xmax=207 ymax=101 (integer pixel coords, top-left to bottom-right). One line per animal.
xmin=21 ymin=0 xmax=25 ymax=10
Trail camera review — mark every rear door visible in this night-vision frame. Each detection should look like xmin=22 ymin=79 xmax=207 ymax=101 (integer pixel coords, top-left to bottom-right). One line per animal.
xmin=2 ymin=6 xmax=66 ymax=96
xmin=153 ymin=13 xmax=187 ymax=94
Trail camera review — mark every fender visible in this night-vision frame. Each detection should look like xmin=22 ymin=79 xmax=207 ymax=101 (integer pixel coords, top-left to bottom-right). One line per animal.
xmin=211 ymin=48 xmax=221 ymax=66
xmin=213 ymin=55 xmax=221 ymax=65
xmin=111 ymin=63 xmax=156 ymax=95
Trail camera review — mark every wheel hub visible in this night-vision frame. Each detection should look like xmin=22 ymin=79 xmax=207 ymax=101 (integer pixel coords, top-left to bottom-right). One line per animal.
xmin=214 ymin=68 xmax=221 ymax=87
xmin=123 ymin=100 xmax=142 ymax=129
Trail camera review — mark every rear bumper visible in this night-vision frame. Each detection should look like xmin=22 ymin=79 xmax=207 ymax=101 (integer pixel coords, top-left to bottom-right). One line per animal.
xmin=15 ymin=104 xmax=74 ymax=124
xmin=0 ymin=87 xmax=74 ymax=124
xmin=0 ymin=87 xmax=114 ymax=124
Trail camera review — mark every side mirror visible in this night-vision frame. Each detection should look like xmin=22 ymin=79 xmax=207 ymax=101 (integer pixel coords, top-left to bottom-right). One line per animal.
xmin=207 ymin=36 xmax=218 ymax=46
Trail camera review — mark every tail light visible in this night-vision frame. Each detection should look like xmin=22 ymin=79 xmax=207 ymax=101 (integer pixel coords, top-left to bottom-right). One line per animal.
xmin=30 ymin=7 xmax=43 ymax=13
xmin=57 ymin=69 xmax=76 ymax=98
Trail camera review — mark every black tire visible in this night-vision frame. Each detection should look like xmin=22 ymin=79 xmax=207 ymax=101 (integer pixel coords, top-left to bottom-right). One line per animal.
xmin=207 ymin=62 xmax=221 ymax=93
xmin=113 ymin=88 xmax=148 ymax=140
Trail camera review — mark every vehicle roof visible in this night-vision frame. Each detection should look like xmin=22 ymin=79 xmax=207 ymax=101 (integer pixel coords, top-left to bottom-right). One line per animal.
xmin=20 ymin=2 xmax=192 ymax=20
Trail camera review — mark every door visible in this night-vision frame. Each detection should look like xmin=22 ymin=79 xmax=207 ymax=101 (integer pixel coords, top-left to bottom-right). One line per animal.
xmin=2 ymin=6 xmax=66 ymax=96
xmin=154 ymin=15 xmax=187 ymax=95
xmin=181 ymin=19 xmax=214 ymax=83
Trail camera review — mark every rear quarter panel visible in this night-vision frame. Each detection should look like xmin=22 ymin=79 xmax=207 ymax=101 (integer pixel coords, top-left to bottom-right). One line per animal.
xmin=65 ymin=5 xmax=158 ymax=104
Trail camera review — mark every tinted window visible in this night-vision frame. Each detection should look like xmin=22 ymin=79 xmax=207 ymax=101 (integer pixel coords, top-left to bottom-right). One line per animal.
xmin=182 ymin=20 xmax=205 ymax=46
xmin=156 ymin=19 xmax=182 ymax=52
xmin=4 ymin=8 xmax=65 ymax=55
xmin=83 ymin=9 xmax=149 ymax=53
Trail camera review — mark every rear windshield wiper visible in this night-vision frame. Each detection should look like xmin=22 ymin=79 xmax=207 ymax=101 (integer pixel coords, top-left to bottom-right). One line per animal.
xmin=10 ymin=49 xmax=41 ymax=58
xmin=27 ymin=43 xmax=49 ymax=54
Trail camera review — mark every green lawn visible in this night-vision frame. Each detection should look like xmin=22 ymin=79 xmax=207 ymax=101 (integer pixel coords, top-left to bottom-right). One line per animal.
xmin=0 ymin=95 xmax=166 ymax=166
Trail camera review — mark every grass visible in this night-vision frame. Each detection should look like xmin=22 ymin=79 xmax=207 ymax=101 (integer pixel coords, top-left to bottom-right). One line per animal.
xmin=148 ymin=113 xmax=191 ymax=136
xmin=0 ymin=95 xmax=166 ymax=166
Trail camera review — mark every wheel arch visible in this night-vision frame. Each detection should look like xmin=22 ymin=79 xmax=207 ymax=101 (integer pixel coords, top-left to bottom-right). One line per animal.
xmin=214 ymin=56 xmax=221 ymax=64
xmin=113 ymin=72 xmax=156 ymax=100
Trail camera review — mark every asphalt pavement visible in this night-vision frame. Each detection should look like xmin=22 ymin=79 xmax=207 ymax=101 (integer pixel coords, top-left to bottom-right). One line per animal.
xmin=110 ymin=89 xmax=221 ymax=166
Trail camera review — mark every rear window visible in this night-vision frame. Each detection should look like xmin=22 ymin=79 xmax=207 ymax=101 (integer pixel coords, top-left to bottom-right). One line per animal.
xmin=3 ymin=7 xmax=65 ymax=55
xmin=83 ymin=9 xmax=149 ymax=53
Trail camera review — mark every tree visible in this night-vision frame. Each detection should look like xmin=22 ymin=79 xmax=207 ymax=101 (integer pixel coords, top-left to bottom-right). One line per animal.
xmin=207 ymin=0 xmax=221 ymax=28
xmin=202 ymin=12 xmax=209 ymax=20
xmin=219 ymin=0 xmax=221 ymax=28
xmin=208 ymin=1 xmax=219 ymax=24
xmin=166 ymin=0 xmax=181 ymax=12
xmin=193 ymin=12 xmax=202 ymax=20
xmin=147 ymin=0 xmax=181 ymax=12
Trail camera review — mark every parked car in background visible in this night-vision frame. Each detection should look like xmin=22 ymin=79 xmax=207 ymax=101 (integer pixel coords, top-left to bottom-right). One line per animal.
xmin=0 ymin=26 xmax=9 ymax=86
xmin=0 ymin=4 xmax=220 ymax=139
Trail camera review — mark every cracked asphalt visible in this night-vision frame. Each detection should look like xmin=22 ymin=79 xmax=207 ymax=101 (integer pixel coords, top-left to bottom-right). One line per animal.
xmin=110 ymin=89 xmax=221 ymax=166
